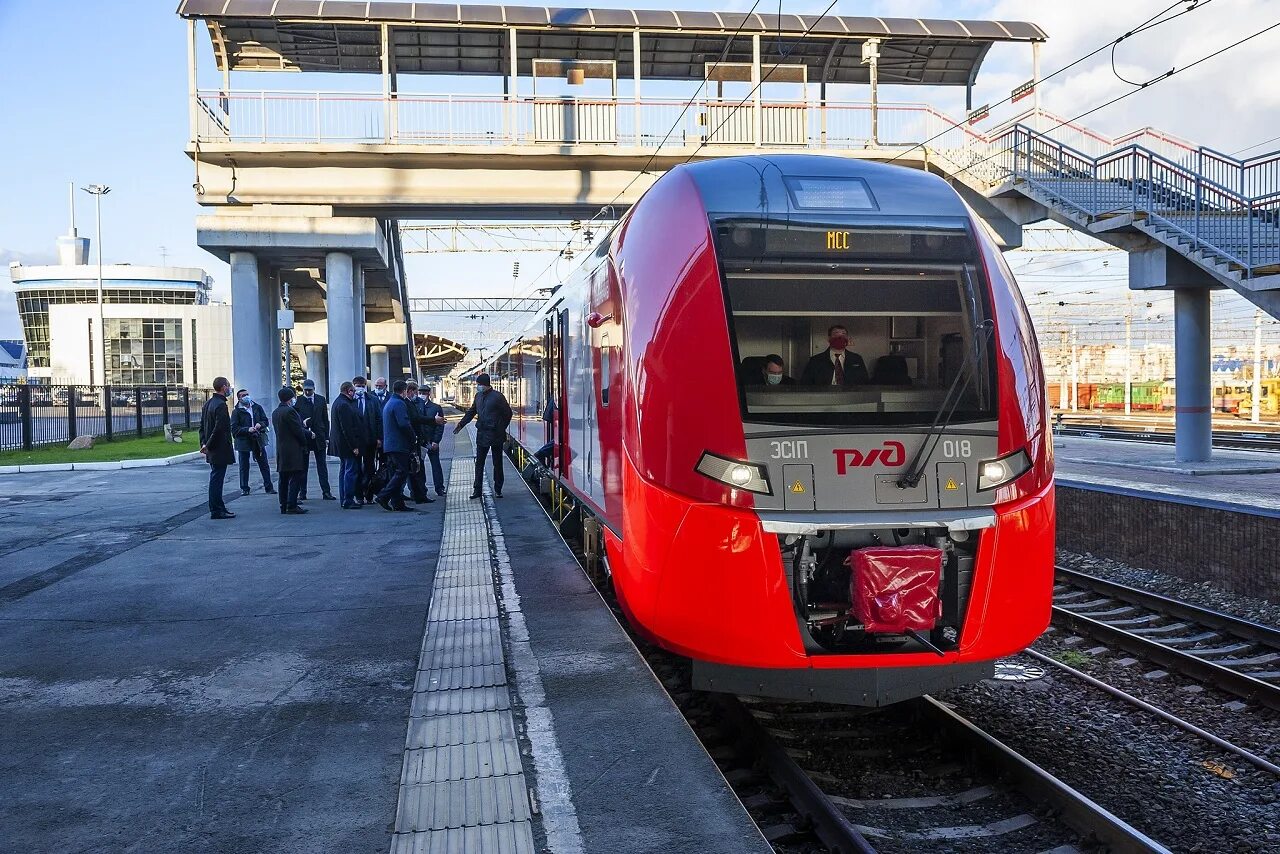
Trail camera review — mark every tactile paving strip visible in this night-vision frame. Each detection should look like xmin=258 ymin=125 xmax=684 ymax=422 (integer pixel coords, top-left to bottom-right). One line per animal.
xmin=390 ymin=454 xmax=536 ymax=853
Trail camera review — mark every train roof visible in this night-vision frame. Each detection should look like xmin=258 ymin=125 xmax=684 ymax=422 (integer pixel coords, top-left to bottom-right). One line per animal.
xmin=682 ymin=155 xmax=971 ymax=223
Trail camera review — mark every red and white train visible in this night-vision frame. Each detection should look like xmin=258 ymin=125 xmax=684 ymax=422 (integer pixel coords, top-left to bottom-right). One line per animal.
xmin=460 ymin=155 xmax=1055 ymax=705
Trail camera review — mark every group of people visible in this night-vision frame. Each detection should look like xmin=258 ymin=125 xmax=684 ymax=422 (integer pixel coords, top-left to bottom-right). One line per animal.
xmin=199 ymin=370 xmax=515 ymax=519
xmin=748 ymin=324 xmax=873 ymax=387
xmin=198 ymin=374 xmax=452 ymax=518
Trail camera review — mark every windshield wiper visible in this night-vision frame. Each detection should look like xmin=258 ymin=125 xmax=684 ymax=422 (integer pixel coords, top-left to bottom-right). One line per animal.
xmin=897 ymin=316 xmax=995 ymax=490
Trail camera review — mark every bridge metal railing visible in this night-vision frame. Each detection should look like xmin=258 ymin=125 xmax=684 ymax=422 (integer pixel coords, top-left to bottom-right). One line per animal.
xmin=193 ymin=89 xmax=995 ymax=153
xmin=991 ymin=124 xmax=1280 ymax=279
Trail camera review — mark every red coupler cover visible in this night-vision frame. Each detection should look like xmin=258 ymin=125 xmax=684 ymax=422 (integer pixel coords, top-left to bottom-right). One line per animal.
xmin=848 ymin=546 xmax=944 ymax=633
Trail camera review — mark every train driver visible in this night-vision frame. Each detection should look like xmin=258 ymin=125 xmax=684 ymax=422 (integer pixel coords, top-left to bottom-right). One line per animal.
xmin=758 ymin=354 xmax=796 ymax=386
xmin=800 ymin=324 xmax=870 ymax=386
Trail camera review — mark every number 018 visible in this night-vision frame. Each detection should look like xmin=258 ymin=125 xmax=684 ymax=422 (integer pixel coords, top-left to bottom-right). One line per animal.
xmin=942 ymin=439 xmax=972 ymax=458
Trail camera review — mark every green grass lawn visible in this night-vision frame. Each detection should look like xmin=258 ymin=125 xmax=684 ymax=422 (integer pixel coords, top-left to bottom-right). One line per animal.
xmin=0 ymin=433 xmax=195 ymax=466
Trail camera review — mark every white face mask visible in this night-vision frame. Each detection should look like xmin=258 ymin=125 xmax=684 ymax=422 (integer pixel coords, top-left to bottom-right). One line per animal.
xmin=355 ymin=387 xmax=366 ymax=396
xmin=765 ymin=373 xmax=783 ymax=385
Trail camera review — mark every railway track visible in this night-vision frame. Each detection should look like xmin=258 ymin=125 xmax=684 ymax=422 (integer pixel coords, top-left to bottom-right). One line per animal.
xmin=1052 ymin=567 xmax=1280 ymax=711
xmin=1053 ymin=422 xmax=1280 ymax=452
xmin=703 ymin=690 xmax=1170 ymax=854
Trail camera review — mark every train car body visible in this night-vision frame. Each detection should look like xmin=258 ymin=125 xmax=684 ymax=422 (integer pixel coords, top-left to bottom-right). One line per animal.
xmin=464 ymin=155 xmax=1055 ymax=705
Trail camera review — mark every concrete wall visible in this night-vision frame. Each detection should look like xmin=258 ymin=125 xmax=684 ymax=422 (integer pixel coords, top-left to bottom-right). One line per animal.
xmin=1056 ymin=483 xmax=1280 ymax=603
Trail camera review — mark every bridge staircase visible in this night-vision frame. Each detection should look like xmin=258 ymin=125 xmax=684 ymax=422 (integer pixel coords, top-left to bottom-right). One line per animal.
xmin=961 ymin=123 xmax=1280 ymax=317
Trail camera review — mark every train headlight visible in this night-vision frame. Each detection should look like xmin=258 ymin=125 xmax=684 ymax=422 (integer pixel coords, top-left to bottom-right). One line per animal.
xmin=976 ymin=449 xmax=1032 ymax=492
xmin=696 ymin=451 xmax=772 ymax=495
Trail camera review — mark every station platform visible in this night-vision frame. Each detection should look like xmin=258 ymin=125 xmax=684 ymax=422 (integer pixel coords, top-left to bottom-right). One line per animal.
xmin=392 ymin=429 xmax=767 ymax=853
xmin=0 ymin=426 xmax=765 ymax=852
xmin=1053 ymin=435 xmax=1280 ymax=514
xmin=1051 ymin=435 xmax=1279 ymax=602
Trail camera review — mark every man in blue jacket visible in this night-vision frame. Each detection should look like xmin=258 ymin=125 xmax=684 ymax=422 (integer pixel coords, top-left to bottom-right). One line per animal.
xmin=375 ymin=380 xmax=417 ymax=512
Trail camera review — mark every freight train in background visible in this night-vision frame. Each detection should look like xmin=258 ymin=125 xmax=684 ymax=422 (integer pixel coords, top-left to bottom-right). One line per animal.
xmin=1046 ymin=378 xmax=1280 ymax=417
xmin=459 ymin=154 xmax=1055 ymax=706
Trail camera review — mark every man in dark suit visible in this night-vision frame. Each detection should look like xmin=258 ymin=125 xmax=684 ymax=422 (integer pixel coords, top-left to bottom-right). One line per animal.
xmin=372 ymin=376 xmax=390 ymax=407
xmin=198 ymin=377 xmax=236 ymax=520
xmin=351 ymin=375 xmax=383 ymax=502
xmin=294 ymin=378 xmax=334 ymax=501
xmin=330 ymin=381 xmax=368 ymax=509
xmin=375 ymin=380 xmax=417 ymax=512
xmin=403 ymin=382 xmax=436 ymax=505
xmin=271 ymin=387 xmax=313 ymax=514
xmin=454 ymin=372 xmax=513 ymax=500
xmin=801 ymin=324 xmax=870 ymax=386
xmin=230 ymin=388 xmax=275 ymax=495
xmin=420 ymin=385 xmax=447 ymax=496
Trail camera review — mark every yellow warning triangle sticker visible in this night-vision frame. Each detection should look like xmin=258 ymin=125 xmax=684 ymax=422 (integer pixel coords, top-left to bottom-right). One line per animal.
xmin=945 ymin=478 xmax=959 ymax=491
xmin=790 ymin=481 xmax=806 ymax=494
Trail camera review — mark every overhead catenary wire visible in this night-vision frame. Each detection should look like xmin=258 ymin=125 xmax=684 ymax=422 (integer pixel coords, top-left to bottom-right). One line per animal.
xmin=946 ymin=17 xmax=1280 ymax=184
xmin=886 ymin=0 xmax=1214 ymax=167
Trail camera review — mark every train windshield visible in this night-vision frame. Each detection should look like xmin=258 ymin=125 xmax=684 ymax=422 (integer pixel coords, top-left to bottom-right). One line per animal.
xmin=715 ymin=220 xmax=998 ymax=427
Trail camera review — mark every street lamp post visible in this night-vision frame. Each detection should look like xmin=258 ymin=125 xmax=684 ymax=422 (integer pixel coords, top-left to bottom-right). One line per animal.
xmin=82 ymin=184 xmax=111 ymax=390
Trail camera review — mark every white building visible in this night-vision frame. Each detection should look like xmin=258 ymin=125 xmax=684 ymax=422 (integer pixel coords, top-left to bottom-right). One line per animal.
xmin=9 ymin=221 xmax=231 ymax=387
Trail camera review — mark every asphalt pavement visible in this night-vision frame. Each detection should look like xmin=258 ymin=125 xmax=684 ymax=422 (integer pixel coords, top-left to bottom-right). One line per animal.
xmin=0 ymin=443 xmax=450 ymax=852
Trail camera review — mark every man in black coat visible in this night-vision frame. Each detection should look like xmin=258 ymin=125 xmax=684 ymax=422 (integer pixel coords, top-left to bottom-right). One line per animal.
xmin=329 ymin=381 xmax=368 ymax=509
xmin=454 ymin=372 xmax=513 ymax=500
xmin=403 ymin=381 xmax=435 ymax=505
xmin=294 ymin=378 xmax=334 ymax=501
xmin=230 ymin=388 xmax=275 ymax=495
xmin=351 ymin=375 xmax=383 ymax=502
xmin=198 ymin=376 xmax=236 ymax=520
xmin=420 ymin=385 xmax=447 ymax=496
xmin=271 ymin=387 xmax=313 ymax=514
xmin=800 ymin=324 xmax=870 ymax=387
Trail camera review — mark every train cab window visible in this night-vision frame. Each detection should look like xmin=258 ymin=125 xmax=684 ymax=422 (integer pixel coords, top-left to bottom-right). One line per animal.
xmin=717 ymin=222 xmax=997 ymax=427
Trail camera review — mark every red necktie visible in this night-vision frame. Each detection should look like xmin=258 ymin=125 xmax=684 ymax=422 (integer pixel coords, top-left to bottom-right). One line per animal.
xmin=834 ymin=354 xmax=845 ymax=385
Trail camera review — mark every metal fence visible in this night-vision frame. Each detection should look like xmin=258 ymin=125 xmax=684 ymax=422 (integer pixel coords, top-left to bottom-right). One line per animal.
xmin=0 ymin=385 xmax=214 ymax=452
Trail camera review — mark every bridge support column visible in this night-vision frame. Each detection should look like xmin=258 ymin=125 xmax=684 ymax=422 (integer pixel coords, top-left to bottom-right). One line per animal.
xmin=356 ymin=266 xmax=368 ymax=375
xmin=1174 ymin=287 xmax=1212 ymax=463
xmin=259 ymin=271 xmax=280 ymax=391
xmin=305 ymin=345 xmax=328 ymax=396
xmin=230 ymin=251 xmax=273 ymax=408
xmin=325 ymin=251 xmax=357 ymax=401
xmin=370 ymin=345 xmax=390 ymax=384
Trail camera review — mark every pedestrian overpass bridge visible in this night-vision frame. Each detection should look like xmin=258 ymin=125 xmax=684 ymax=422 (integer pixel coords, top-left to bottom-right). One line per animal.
xmin=179 ymin=1 xmax=1280 ymax=461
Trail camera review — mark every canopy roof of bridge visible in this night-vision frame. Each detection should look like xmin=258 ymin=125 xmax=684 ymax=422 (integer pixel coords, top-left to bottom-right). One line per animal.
xmin=177 ymin=1 xmax=1046 ymax=86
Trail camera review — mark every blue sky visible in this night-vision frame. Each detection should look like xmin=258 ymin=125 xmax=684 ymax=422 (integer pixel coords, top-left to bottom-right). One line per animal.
xmin=2 ymin=0 xmax=1277 ymax=344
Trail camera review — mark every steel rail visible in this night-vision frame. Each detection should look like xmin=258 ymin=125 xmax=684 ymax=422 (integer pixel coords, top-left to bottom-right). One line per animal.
xmin=1050 ymin=606 xmax=1280 ymax=712
xmin=1056 ymin=567 xmax=1280 ymax=649
xmin=916 ymin=697 xmax=1173 ymax=854
xmin=717 ymin=697 xmax=877 ymax=854
xmin=1053 ymin=424 xmax=1280 ymax=452
xmin=1025 ymin=648 xmax=1280 ymax=776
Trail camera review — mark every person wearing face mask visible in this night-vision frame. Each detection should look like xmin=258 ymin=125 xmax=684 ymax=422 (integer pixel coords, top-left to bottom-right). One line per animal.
xmin=330 ymin=381 xmax=368 ymax=509
xmin=419 ymin=385 xmax=447 ymax=496
xmin=351 ymin=375 xmax=383 ymax=503
xmin=759 ymin=354 xmax=795 ymax=387
xmin=801 ymin=324 xmax=869 ymax=387
xmin=374 ymin=380 xmax=418 ymax=512
xmin=294 ymin=378 xmax=334 ymax=501
xmin=372 ymin=376 xmax=390 ymax=405
xmin=453 ymin=372 xmax=513 ymax=500
xmin=271 ymin=386 xmax=314 ymax=514
xmin=230 ymin=388 xmax=275 ymax=496
xmin=198 ymin=377 xmax=236 ymax=520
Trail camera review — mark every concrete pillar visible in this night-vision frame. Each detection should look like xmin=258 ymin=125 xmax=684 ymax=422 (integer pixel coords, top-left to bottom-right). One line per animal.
xmin=230 ymin=251 xmax=271 ymax=407
xmin=259 ymin=272 xmax=280 ymax=391
xmin=356 ymin=266 xmax=369 ymax=374
xmin=370 ymin=345 xmax=390 ymax=384
xmin=305 ymin=345 xmax=328 ymax=396
xmin=1174 ymin=287 xmax=1212 ymax=463
xmin=325 ymin=251 xmax=357 ymax=401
